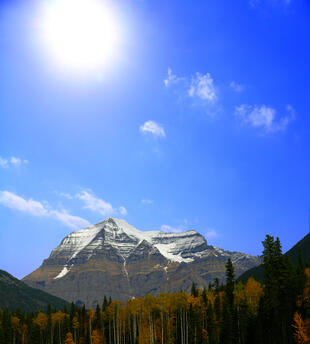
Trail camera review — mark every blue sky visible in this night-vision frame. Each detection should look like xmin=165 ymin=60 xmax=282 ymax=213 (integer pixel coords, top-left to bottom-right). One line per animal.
xmin=1 ymin=0 xmax=310 ymax=279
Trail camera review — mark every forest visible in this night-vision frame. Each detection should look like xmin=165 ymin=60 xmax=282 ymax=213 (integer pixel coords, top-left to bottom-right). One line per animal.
xmin=1 ymin=235 xmax=310 ymax=344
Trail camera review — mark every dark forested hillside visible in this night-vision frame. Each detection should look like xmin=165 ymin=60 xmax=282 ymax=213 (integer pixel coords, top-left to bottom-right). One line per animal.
xmin=286 ymin=232 xmax=310 ymax=264
xmin=238 ymin=232 xmax=310 ymax=283
xmin=0 ymin=270 xmax=69 ymax=312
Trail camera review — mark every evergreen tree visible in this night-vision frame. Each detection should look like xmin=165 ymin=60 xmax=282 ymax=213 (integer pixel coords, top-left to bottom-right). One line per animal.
xmin=191 ymin=282 xmax=198 ymax=297
xmin=214 ymin=278 xmax=220 ymax=292
xmin=259 ymin=235 xmax=295 ymax=344
xmin=296 ymin=250 xmax=306 ymax=296
xmin=225 ymin=259 xmax=235 ymax=309
xmin=220 ymin=259 xmax=236 ymax=344
xmin=102 ymin=296 xmax=108 ymax=311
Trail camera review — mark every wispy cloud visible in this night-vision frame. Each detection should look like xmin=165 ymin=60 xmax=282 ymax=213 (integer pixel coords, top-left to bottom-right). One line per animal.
xmin=164 ymin=68 xmax=182 ymax=87
xmin=0 ymin=191 xmax=48 ymax=216
xmin=164 ymin=69 xmax=218 ymax=103
xmin=50 ymin=210 xmax=90 ymax=229
xmin=119 ymin=206 xmax=128 ymax=216
xmin=10 ymin=157 xmax=24 ymax=166
xmin=160 ymin=224 xmax=184 ymax=233
xmin=141 ymin=199 xmax=153 ymax=205
xmin=0 ymin=191 xmax=89 ymax=229
xmin=230 ymin=81 xmax=244 ymax=93
xmin=164 ymin=69 xmax=219 ymax=115
xmin=76 ymin=191 xmax=115 ymax=216
xmin=0 ymin=156 xmax=28 ymax=168
xmin=286 ymin=104 xmax=296 ymax=120
xmin=57 ymin=192 xmax=73 ymax=199
xmin=205 ymin=229 xmax=218 ymax=240
xmin=235 ymin=104 xmax=295 ymax=132
xmin=161 ymin=223 xmax=218 ymax=240
xmin=76 ymin=190 xmax=127 ymax=217
xmin=0 ymin=158 xmax=8 ymax=168
xmin=188 ymin=73 xmax=217 ymax=103
xmin=140 ymin=121 xmax=166 ymax=138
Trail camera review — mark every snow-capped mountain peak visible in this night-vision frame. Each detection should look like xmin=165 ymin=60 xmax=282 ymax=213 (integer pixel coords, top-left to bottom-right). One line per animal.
xmin=49 ymin=217 xmax=208 ymax=278
xmin=45 ymin=217 xmax=259 ymax=280
xmin=23 ymin=217 xmax=261 ymax=306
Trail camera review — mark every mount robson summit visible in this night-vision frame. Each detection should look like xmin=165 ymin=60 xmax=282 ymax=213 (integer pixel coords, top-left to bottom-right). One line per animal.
xmin=23 ymin=218 xmax=261 ymax=308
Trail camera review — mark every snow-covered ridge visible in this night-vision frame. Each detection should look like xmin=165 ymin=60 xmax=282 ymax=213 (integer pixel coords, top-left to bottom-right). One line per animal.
xmin=213 ymin=247 xmax=258 ymax=264
xmin=51 ymin=217 xmax=205 ymax=262
xmin=52 ymin=223 xmax=104 ymax=279
xmin=49 ymin=217 xmax=258 ymax=279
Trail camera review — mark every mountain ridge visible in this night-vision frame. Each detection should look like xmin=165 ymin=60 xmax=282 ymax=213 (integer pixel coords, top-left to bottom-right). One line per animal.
xmin=238 ymin=232 xmax=310 ymax=283
xmin=23 ymin=217 xmax=261 ymax=308
xmin=0 ymin=269 xmax=69 ymax=311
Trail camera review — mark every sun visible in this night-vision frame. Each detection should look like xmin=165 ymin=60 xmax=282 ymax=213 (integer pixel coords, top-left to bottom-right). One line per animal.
xmin=39 ymin=0 xmax=121 ymax=73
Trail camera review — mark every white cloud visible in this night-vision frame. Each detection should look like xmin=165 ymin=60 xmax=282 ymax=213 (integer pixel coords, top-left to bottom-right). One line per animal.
xmin=188 ymin=73 xmax=217 ymax=102
xmin=119 ymin=206 xmax=127 ymax=216
xmin=230 ymin=81 xmax=244 ymax=93
xmin=161 ymin=221 xmax=217 ymax=241
xmin=76 ymin=190 xmax=127 ymax=217
xmin=205 ymin=229 xmax=218 ymax=240
xmin=0 ymin=191 xmax=48 ymax=216
xmin=50 ymin=210 xmax=90 ymax=229
xmin=235 ymin=104 xmax=275 ymax=129
xmin=10 ymin=157 xmax=22 ymax=166
xmin=235 ymin=104 xmax=295 ymax=132
xmin=286 ymin=104 xmax=296 ymax=120
xmin=0 ymin=158 xmax=8 ymax=168
xmin=57 ymin=192 xmax=74 ymax=199
xmin=0 ymin=156 xmax=28 ymax=168
xmin=160 ymin=224 xmax=184 ymax=233
xmin=139 ymin=121 xmax=166 ymax=138
xmin=164 ymin=69 xmax=220 ymax=115
xmin=0 ymin=190 xmax=89 ymax=229
xmin=164 ymin=68 xmax=181 ymax=87
xmin=141 ymin=199 xmax=153 ymax=205
xmin=76 ymin=191 xmax=115 ymax=216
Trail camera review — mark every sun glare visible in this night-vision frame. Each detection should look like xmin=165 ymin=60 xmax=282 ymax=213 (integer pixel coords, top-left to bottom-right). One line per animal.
xmin=39 ymin=0 xmax=121 ymax=73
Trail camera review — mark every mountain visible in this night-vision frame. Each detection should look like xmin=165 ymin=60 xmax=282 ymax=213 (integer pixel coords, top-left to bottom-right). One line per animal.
xmin=23 ymin=217 xmax=261 ymax=308
xmin=0 ymin=269 xmax=69 ymax=312
xmin=285 ymin=232 xmax=310 ymax=264
xmin=238 ymin=232 xmax=310 ymax=283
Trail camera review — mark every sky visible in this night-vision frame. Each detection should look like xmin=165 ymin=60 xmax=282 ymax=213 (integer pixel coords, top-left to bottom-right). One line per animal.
xmin=0 ymin=0 xmax=310 ymax=279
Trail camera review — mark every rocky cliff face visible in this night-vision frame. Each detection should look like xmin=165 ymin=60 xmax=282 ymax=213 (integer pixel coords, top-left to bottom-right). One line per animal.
xmin=23 ymin=217 xmax=261 ymax=308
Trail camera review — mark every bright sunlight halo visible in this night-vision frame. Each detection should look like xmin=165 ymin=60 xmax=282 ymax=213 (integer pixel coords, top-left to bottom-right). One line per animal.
xmin=39 ymin=0 xmax=121 ymax=72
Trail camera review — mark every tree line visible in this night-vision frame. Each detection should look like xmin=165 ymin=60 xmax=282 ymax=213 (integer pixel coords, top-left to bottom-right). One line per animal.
xmin=1 ymin=234 xmax=310 ymax=344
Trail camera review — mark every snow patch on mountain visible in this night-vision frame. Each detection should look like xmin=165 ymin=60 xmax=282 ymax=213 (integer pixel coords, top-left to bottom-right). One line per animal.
xmin=51 ymin=223 xmax=103 ymax=260
xmin=54 ymin=266 xmax=70 ymax=279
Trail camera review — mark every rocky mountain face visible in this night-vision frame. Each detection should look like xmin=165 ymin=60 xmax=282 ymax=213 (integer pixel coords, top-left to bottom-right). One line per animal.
xmin=23 ymin=218 xmax=261 ymax=308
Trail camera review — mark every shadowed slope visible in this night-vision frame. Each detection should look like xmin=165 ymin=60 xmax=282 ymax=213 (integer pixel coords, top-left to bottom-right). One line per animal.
xmin=0 ymin=269 xmax=69 ymax=311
